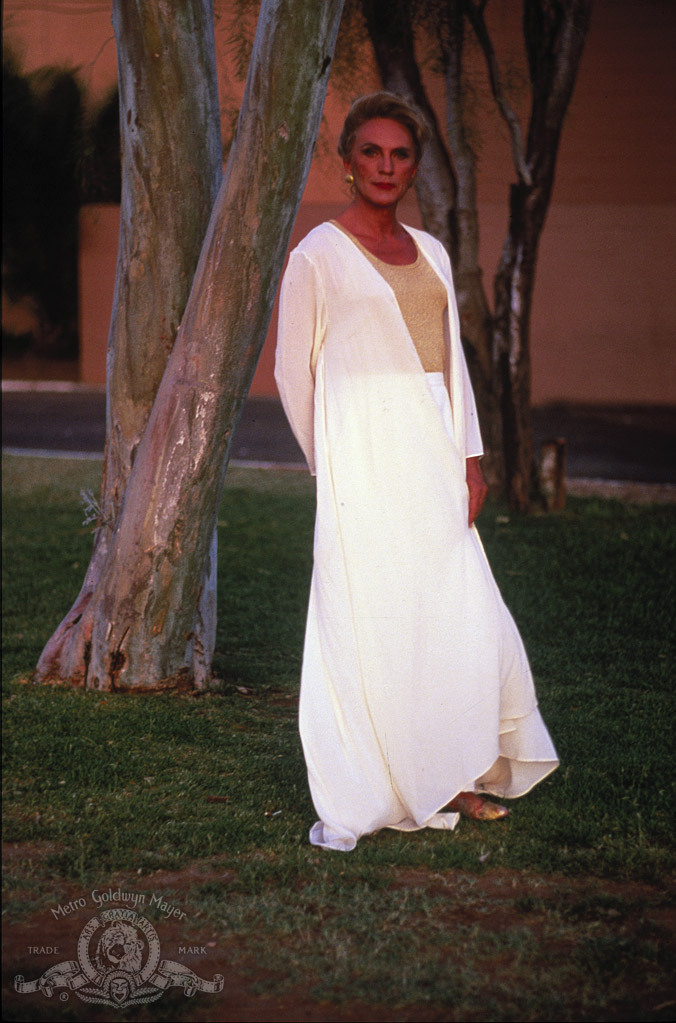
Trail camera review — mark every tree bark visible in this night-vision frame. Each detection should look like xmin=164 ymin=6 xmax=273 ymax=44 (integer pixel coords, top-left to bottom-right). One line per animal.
xmin=37 ymin=0 xmax=344 ymax=691
xmin=489 ymin=0 xmax=593 ymax=509
xmin=443 ymin=1 xmax=504 ymax=492
xmin=360 ymin=0 xmax=458 ymax=256
xmin=36 ymin=0 xmax=222 ymax=686
xmin=358 ymin=0 xmax=592 ymax=509
xmin=360 ymin=0 xmax=504 ymax=493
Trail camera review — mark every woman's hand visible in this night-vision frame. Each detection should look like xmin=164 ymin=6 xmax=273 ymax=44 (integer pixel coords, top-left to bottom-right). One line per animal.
xmin=466 ymin=456 xmax=487 ymax=526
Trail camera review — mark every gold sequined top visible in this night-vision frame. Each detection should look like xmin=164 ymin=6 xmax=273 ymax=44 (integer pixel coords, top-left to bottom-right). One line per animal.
xmin=332 ymin=222 xmax=448 ymax=373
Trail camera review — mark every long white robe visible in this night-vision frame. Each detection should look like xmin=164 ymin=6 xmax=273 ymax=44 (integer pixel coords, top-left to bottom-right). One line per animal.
xmin=275 ymin=222 xmax=558 ymax=852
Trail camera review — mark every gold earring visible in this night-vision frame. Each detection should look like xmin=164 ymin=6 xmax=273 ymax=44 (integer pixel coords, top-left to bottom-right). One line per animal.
xmin=344 ymin=173 xmax=354 ymax=185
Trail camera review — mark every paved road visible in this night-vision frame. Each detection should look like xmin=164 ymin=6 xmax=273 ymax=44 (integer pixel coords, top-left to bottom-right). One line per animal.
xmin=2 ymin=386 xmax=676 ymax=484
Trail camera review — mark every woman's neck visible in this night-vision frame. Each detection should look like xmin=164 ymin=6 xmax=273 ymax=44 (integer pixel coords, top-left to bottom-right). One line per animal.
xmin=335 ymin=199 xmax=405 ymax=243
xmin=334 ymin=200 xmax=417 ymax=266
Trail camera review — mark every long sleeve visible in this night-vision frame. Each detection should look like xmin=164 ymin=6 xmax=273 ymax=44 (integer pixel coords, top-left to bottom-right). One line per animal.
xmin=275 ymin=251 xmax=327 ymax=475
xmin=459 ymin=353 xmax=484 ymax=459
xmin=432 ymin=235 xmax=484 ymax=459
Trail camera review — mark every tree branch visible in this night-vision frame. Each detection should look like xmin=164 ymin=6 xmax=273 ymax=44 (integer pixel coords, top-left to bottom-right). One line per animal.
xmin=464 ymin=0 xmax=532 ymax=186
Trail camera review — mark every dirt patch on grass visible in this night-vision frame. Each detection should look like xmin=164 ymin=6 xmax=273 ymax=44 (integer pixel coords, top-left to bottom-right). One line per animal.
xmin=3 ymin=849 xmax=675 ymax=1022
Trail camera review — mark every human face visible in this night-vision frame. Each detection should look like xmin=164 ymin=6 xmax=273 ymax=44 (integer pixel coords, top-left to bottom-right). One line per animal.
xmin=344 ymin=118 xmax=418 ymax=208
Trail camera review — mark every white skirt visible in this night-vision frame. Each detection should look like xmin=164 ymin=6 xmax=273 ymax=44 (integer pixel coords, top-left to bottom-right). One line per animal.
xmin=426 ymin=371 xmax=456 ymax=441
xmin=301 ymin=371 xmax=558 ymax=851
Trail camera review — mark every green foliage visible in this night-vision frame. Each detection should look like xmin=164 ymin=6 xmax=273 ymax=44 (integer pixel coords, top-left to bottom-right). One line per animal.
xmin=3 ymin=56 xmax=83 ymax=358
xmin=2 ymin=53 xmax=120 ymax=360
xmin=80 ymin=85 xmax=121 ymax=205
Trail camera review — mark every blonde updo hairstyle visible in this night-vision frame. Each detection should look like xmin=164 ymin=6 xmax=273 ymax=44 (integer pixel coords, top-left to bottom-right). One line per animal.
xmin=337 ymin=91 xmax=430 ymax=166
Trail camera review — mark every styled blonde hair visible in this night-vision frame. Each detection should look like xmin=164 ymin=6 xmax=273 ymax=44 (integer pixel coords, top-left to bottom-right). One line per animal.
xmin=337 ymin=92 xmax=430 ymax=165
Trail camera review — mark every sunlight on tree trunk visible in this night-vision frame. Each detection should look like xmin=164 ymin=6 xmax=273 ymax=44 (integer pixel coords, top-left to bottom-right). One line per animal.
xmin=36 ymin=0 xmax=222 ymax=687
xmin=35 ymin=0 xmax=344 ymax=690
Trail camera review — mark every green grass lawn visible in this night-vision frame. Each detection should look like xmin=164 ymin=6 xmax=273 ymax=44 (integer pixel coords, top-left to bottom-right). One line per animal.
xmin=2 ymin=454 xmax=675 ymax=1021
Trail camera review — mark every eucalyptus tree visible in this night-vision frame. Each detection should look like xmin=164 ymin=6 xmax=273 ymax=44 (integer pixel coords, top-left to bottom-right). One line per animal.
xmin=36 ymin=0 xmax=344 ymax=690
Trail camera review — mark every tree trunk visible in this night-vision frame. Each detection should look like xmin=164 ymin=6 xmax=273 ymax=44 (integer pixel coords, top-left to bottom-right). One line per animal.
xmin=443 ymin=2 xmax=504 ymax=493
xmin=360 ymin=0 xmax=458 ymax=256
xmin=36 ymin=0 xmax=222 ymax=686
xmin=493 ymin=183 xmax=540 ymax=510
xmin=360 ymin=0 xmax=505 ymax=492
xmin=359 ymin=0 xmax=592 ymax=508
xmin=37 ymin=0 xmax=345 ymax=691
xmin=491 ymin=0 xmax=593 ymax=510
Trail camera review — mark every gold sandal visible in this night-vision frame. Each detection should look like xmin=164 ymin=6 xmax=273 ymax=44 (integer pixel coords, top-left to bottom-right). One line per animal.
xmin=447 ymin=792 xmax=510 ymax=820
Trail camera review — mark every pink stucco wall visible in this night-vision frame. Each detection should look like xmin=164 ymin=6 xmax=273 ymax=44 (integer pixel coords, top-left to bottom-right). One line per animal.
xmin=6 ymin=0 xmax=676 ymax=403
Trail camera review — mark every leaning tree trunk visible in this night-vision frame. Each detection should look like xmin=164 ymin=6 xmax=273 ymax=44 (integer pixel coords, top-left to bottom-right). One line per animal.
xmin=36 ymin=0 xmax=222 ymax=685
xmin=38 ymin=0 xmax=345 ymax=691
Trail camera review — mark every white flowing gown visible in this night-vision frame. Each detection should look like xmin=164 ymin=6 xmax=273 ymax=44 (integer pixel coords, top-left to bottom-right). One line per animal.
xmin=275 ymin=222 xmax=558 ymax=851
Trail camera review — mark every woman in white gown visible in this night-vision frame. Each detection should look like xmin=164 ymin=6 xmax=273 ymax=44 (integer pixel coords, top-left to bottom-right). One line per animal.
xmin=275 ymin=93 xmax=558 ymax=852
